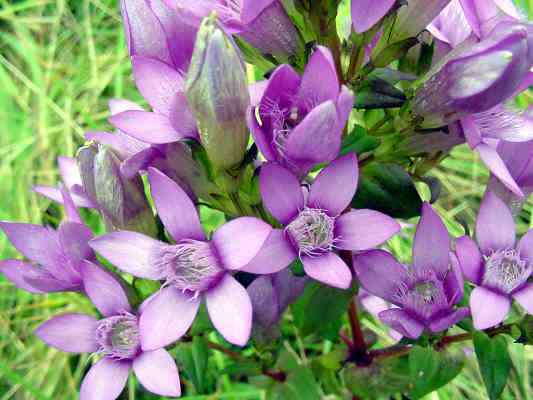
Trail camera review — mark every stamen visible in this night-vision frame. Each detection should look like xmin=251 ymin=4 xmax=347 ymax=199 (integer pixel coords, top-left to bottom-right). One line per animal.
xmin=483 ymin=248 xmax=532 ymax=294
xmin=95 ymin=313 xmax=140 ymax=360
xmin=286 ymin=208 xmax=336 ymax=257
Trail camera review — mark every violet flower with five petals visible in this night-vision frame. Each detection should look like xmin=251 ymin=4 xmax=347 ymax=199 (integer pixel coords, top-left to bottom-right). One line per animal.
xmin=90 ymin=168 xmax=272 ymax=348
xmin=353 ymin=203 xmax=469 ymax=339
xmin=247 ymin=153 xmax=400 ymax=289
xmin=36 ymin=261 xmax=181 ymax=400
xmin=455 ymin=192 xmax=533 ymax=329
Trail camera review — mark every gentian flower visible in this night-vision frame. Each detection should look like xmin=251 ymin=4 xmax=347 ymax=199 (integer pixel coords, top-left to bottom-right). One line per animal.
xmin=428 ymin=0 xmax=473 ymax=49
xmin=0 ymin=218 xmax=95 ymax=293
xmin=358 ymin=289 xmax=402 ymax=340
xmin=249 ymin=153 xmax=400 ymax=289
xmin=248 ymin=46 xmax=354 ymax=176
xmin=455 ymin=192 xmax=533 ymax=330
xmin=353 ymin=203 xmax=469 ymax=339
xmin=459 ymin=0 xmax=522 ymax=38
xmin=36 ymin=261 xmax=181 ymax=399
xmin=351 ymin=0 xmax=396 ymax=34
xmin=90 ymin=168 xmax=272 ymax=347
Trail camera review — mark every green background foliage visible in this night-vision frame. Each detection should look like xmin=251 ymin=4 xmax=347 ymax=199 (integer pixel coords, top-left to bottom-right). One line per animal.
xmin=0 ymin=0 xmax=533 ymax=398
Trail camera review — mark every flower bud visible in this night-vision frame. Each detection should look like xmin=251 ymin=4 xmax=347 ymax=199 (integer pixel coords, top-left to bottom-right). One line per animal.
xmin=77 ymin=144 xmax=157 ymax=236
xmin=390 ymin=0 xmax=452 ymax=42
xmin=413 ymin=22 xmax=530 ymax=127
xmin=186 ymin=14 xmax=250 ymax=171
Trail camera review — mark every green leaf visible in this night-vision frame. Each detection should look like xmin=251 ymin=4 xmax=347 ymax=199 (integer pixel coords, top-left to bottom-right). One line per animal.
xmin=268 ymin=366 xmax=321 ymax=400
xmin=473 ymin=332 xmax=513 ymax=400
xmin=408 ymin=346 xmax=466 ymax=398
xmin=175 ymin=336 xmax=210 ymax=394
xmin=352 ymin=163 xmax=423 ymax=218
xmin=291 ymin=281 xmax=357 ymax=337
xmin=340 ymin=125 xmax=380 ymax=155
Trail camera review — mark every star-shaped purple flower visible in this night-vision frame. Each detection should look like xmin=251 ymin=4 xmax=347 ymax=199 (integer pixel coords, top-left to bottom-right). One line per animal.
xmin=456 ymin=191 xmax=533 ymax=329
xmin=353 ymin=203 xmax=470 ymax=339
xmin=248 ymin=153 xmax=400 ymax=289
xmin=90 ymin=168 xmax=272 ymax=348
xmin=36 ymin=261 xmax=181 ymax=400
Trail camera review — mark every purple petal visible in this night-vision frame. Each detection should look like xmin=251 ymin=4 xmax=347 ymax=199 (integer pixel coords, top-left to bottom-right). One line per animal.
xmin=80 ymin=358 xmax=130 ymax=400
xmin=444 ymin=252 xmax=465 ymax=305
xmin=476 ymin=191 xmax=516 ymax=254
xmin=139 ymin=287 xmax=200 ymax=351
xmin=259 ymin=163 xmax=304 ymax=225
xmin=247 ymin=276 xmax=279 ymax=328
xmin=412 ymin=203 xmax=450 ymax=278
xmin=35 ymin=313 xmax=98 ymax=353
xmin=352 ymin=250 xmax=407 ymax=304
xmin=85 ymin=131 xmax=150 ymax=161
xmin=298 ymin=46 xmax=339 ymax=106
xmin=513 ymin=283 xmax=533 ymax=314
xmin=58 ymin=221 xmax=94 ymax=262
xmin=60 ymin=185 xmax=82 ymax=223
xmin=477 ymin=143 xmax=523 ymax=197
xmin=206 ymin=274 xmax=252 ymax=346
xmin=148 ymin=168 xmax=204 ymax=242
xmin=132 ymin=56 xmax=184 ymax=116
xmin=284 ymin=101 xmax=341 ymax=172
xmin=240 ymin=0 xmax=275 ymax=23
xmin=302 ymin=252 xmax=352 ymax=289
xmin=429 ymin=307 xmax=470 ymax=333
xmin=0 ymin=260 xmax=46 ymax=293
xmin=516 ymin=229 xmax=533 ymax=263
xmin=109 ymin=99 xmax=144 ymax=115
xmin=167 ymin=92 xmax=198 ymax=138
xmin=90 ymin=232 xmax=166 ymax=280
xmin=240 ymin=229 xmax=297 ymax=274
xmin=120 ymin=147 xmax=161 ymax=179
xmin=337 ymin=85 xmax=354 ymax=129
xmin=470 ymin=286 xmax=511 ymax=329
xmin=379 ymin=309 xmax=424 ymax=339
xmin=80 ymin=261 xmax=131 ymax=317
xmin=335 ymin=209 xmax=400 ymax=251
xmin=58 ymin=156 xmax=83 ymax=189
xmin=33 ymin=185 xmax=95 ymax=209
xmin=351 ymin=0 xmax=395 ymax=33
xmin=133 ymin=349 xmax=181 ymax=397
xmin=109 ymin=111 xmax=184 ymax=144
xmin=212 ymin=217 xmax=271 ymax=271
xmin=308 ymin=153 xmax=359 ymax=216
xmin=249 ymin=80 xmax=268 ymax=105
xmin=455 ymin=235 xmax=484 ymax=284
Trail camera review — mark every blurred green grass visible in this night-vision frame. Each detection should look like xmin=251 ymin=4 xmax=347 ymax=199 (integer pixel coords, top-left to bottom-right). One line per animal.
xmin=0 ymin=0 xmax=532 ymax=399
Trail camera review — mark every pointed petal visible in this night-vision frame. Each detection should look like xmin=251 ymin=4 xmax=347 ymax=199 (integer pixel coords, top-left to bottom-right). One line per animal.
xmin=109 ymin=111 xmax=185 ymax=144
xmin=517 ymin=229 xmax=533 ymax=264
xmin=337 ymin=85 xmax=354 ymax=129
xmin=476 ymin=191 xmax=516 ymax=254
xmin=33 ymin=185 xmax=95 ymax=208
xmin=80 ymin=358 xmax=130 ymax=400
xmin=455 ymin=235 xmax=484 ymax=285
xmin=0 ymin=260 xmax=45 ymax=293
xmin=298 ymin=46 xmax=339 ymax=105
xmin=139 ymin=287 xmax=200 ymax=351
xmin=335 ymin=209 xmax=400 ymax=251
xmin=444 ymin=252 xmax=465 ymax=306
xmin=308 ymin=153 xmax=358 ymax=216
xmin=148 ymin=168 xmax=204 ymax=242
xmin=284 ymin=101 xmax=341 ymax=172
xmin=58 ymin=221 xmax=94 ymax=262
xmin=259 ymin=163 xmax=304 ymax=225
xmin=35 ymin=313 xmax=98 ymax=353
xmin=58 ymin=156 xmax=83 ymax=188
xmin=470 ymin=286 xmax=511 ymax=329
xmin=85 ymin=131 xmax=149 ymax=161
xmin=240 ymin=229 xmax=297 ymax=274
xmin=206 ymin=274 xmax=252 ymax=346
xmin=90 ymin=232 xmax=166 ymax=280
xmin=352 ymin=250 xmax=407 ymax=304
xmin=513 ymin=283 xmax=533 ymax=314
xmin=60 ymin=185 xmax=82 ymax=223
xmin=132 ymin=56 xmax=184 ymax=116
xmin=167 ymin=92 xmax=199 ymax=138
xmin=477 ymin=143 xmax=523 ymax=197
xmin=212 ymin=217 xmax=271 ymax=271
xmin=80 ymin=261 xmax=131 ymax=317
xmin=302 ymin=252 xmax=352 ymax=289
xmin=133 ymin=349 xmax=181 ymax=397
xmin=429 ymin=307 xmax=470 ymax=333
xmin=379 ymin=309 xmax=424 ymax=339
xmin=413 ymin=203 xmax=450 ymax=278
xmin=109 ymin=98 xmax=144 ymax=115
xmin=351 ymin=0 xmax=395 ymax=33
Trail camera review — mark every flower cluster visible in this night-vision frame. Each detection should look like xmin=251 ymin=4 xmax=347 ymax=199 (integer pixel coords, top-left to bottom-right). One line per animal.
xmin=1 ymin=0 xmax=532 ymax=398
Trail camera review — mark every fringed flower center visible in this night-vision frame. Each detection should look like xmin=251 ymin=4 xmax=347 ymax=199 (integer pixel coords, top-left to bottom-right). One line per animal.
xmin=96 ymin=313 xmax=140 ymax=360
xmin=286 ymin=208 xmax=336 ymax=257
xmin=396 ymin=270 xmax=448 ymax=320
xmin=157 ymin=240 xmax=224 ymax=296
xmin=483 ymin=248 xmax=532 ymax=294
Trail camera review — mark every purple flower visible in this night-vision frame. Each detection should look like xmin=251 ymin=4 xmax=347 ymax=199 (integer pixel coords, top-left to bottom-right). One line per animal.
xmin=455 ymin=192 xmax=533 ymax=330
xmin=358 ymin=289 xmax=402 ymax=340
xmin=353 ymin=203 xmax=469 ymax=339
xmin=36 ymin=261 xmax=181 ymax=399
xmin=391 ymin=0 xmax=454 ymax=41
xmin=459 ymin=0 xmax=521 ymax=38
xmin=428 ymin=0 xmax=473 ymax=49
xmin=90 ymin=168 xmax=272 ymax=347
xmin=351 ymin=0 xmax=396 ymax=33
xmin=0 ymin=220 xmax=95 ymax=293
xmin=248 ymin=47 xmax=354 ymax=176
xmin=252 ymin=153 xmax=400 ymax=289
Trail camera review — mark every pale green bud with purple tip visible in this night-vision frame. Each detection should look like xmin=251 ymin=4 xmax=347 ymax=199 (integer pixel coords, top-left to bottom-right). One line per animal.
xmin=185 ymin=14 xmax=250 ymax=171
